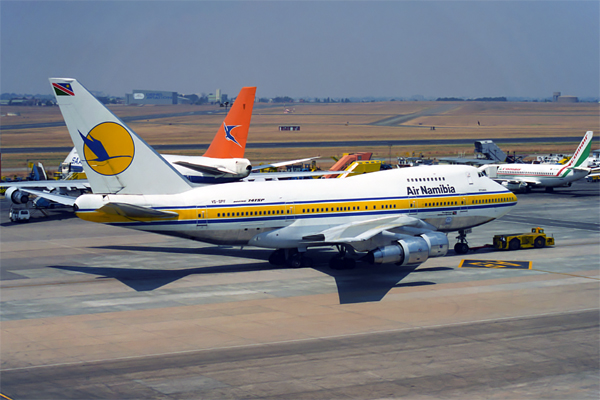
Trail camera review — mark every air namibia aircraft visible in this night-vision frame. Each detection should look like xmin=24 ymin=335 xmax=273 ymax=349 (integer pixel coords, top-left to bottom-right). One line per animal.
xmin=52 ymin=77 xmax=517 ymax=269
xmin=479 ymin=131 xmax=594 ymax=192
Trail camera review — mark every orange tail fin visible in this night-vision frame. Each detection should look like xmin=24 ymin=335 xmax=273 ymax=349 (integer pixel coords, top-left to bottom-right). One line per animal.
xmin=203 ymin=87 xmax=256 ymax=159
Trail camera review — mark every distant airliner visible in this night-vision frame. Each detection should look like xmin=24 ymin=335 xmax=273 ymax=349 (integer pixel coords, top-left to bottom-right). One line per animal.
xmin=479 ymin=131 xmax=595 ymax=192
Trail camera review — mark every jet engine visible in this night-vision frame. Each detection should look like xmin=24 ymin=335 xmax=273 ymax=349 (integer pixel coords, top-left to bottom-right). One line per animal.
xmin=5 ymin=187 xmax=30 ymax=204
xmin=366 ymin=231 xmax=449 ymax=266
xmin=502 ymin=181 xmax=528 ymax=191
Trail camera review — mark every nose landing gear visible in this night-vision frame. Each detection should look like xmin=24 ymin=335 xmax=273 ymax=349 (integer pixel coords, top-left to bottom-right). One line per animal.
xmin=454 ymin=229 xmax=471 ymax=254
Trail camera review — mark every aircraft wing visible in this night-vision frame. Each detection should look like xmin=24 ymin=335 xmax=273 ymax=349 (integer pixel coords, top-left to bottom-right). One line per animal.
xmin=519 ymin=179 xmax=543 ymax=186
xmin=492 ymin=178 xmax=539 ymax=187
xmin=252 ymin=157 xmax=320 ymax=171
xmin=17 ymin=188 xmax=78 ymax=206
xmin=0 ymin=179 xmax=89 ymax=191
xmin=302 ymin=215 xmax=436 ymax=244
xmin=246 ymin=170 xmax=345 ymax=180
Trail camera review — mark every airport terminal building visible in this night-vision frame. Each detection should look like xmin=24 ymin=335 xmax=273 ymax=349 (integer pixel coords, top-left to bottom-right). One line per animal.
xmin=125 ymin=90 xmax=178 ymax=105
xmin=125 ymin=89 xmax=227 ymax=105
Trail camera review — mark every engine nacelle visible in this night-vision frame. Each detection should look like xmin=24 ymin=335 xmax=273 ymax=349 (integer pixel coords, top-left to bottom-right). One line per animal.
xmin=502 ymin=181 xmax=527 ymax=191
xmin=367 ymin=232 xmax=449 ymax=266
xmin=420 ymin=231 xmax=449 ymax=257
xmin=5 ymin=187 xmax=30 ymax=204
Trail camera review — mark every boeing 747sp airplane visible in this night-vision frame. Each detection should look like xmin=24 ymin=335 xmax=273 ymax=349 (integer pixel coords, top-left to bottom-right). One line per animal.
xmin=52 ymin=77 xmax=517 ymax=268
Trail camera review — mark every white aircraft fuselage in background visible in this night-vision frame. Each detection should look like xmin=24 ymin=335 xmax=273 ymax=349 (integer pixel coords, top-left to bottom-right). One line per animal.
xmin=480 ymin=131 xmax=594 ymax=191
xmin=494 ymin=164 xmax=589 ymax=187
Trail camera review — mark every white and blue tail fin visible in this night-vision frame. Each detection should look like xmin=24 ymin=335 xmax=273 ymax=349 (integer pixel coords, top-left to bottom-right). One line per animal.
xmin=565 ymin=131 xmax=593 ymax=169
xmin=50 ymin=78 xmax=191 ymax=195
xmin=63 ymin=147 xmax=82 ymax=169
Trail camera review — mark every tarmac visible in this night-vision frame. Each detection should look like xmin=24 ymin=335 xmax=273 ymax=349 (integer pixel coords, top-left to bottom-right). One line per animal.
xmin=1 ymin=180 xmax=598 ymax=399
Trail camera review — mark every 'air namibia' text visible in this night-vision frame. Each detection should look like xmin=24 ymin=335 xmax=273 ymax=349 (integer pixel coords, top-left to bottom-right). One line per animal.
xmin=407 ymin=185 xmax=456 ymax=196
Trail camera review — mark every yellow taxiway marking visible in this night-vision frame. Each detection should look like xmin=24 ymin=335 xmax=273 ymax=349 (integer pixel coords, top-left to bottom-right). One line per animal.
xmin=0 ymin=393 xmax=14 ymax=400
xmin=459 ymin=260 xmax=532 ymax=269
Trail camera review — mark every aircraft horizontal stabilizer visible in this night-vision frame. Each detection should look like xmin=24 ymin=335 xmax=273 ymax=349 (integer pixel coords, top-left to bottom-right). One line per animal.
xmin=173 ymin=161 xmax=238 ymax=176
xmin=19 ymin=188 xmax=77 ymax=206
xmin=571 ymin=167 xmax=592 ymax=172
xmin=96 ymin=203 xmax=178 ymax=221
xmin=0 ymin=180 xmax=89 ymax=191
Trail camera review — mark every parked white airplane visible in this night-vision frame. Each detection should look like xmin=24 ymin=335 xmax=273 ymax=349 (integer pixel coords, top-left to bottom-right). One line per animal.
xmin=479 ymin=131 xmax=595 ymax=192
xmin=4 ymin=85 xmax=330 ymax=208
xmin=52 ymin=77 xmax=517 ymax=267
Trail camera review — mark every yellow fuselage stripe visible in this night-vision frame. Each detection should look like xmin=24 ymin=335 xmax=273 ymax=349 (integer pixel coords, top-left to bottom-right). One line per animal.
xmin=77 ymin=192 xmax=517 ymax=224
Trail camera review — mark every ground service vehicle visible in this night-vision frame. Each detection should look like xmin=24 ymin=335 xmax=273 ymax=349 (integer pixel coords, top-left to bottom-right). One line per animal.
xmin=493 ymin=227 xmax=554 ymax=250
xmin=9 ymin=209 xmax=31 ymax=222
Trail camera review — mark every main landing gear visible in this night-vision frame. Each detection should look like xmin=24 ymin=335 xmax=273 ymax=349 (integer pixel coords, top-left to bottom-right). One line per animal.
xmin=268 ymin=245 xmax=356 ymax=270
xmin=454 ymin=229 xmax=471 ymax=255
xmin=268 ymin=249 xmax=313 ymax=268
xmin=328 ymin=245 xmax=356 ymax=270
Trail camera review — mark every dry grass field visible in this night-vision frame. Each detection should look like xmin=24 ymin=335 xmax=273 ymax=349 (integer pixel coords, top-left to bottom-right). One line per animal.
xmin=1 ymin=101 xmax=598 ymax=175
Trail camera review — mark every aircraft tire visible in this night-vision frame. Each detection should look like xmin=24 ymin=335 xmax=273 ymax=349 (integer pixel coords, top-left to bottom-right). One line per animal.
xmin=287 ymin=253 xmax=304 ymax=268
xmin=454 ymin=243 xmax=469 ymax=254
xmin=268 ymin=249 xmax=286 ymax=266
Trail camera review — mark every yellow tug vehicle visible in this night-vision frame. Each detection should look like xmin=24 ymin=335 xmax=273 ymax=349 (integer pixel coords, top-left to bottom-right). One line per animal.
xmin=493 ymin=227 xmax=555 ymax=251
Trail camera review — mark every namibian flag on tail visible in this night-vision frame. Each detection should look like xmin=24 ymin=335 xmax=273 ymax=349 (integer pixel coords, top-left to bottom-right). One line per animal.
xmin=52 ymin=82 xmax=75 ymax=96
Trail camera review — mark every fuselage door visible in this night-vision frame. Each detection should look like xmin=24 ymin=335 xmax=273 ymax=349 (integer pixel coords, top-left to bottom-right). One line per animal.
xmin=197 ymin=206 xmax=208 ymax=227
xmin=409 ymin=199 xmax=417 ymax=215
xmin=285 ymin=202 xmax=295 ymax=221
xmin=466 ymin=172 xmax=474 ymax=185
xmin=460 ymin=196 xmax=468 ymax=213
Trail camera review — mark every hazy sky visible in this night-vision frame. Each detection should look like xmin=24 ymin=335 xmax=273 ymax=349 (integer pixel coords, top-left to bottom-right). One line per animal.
xmin=1 ymin=1 xmax=598 ymax=99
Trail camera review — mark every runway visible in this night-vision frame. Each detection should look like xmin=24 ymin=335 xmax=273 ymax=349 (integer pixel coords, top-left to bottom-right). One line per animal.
xmin=1 ymin=180 xmax=598 ymax=399
xmin=3 ymin=135 xmax=599 ymax=154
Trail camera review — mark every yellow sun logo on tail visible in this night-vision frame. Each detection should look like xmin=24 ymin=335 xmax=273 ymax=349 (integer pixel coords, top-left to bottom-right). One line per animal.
xmin=80 ymin=122 xmax=135 ymax=176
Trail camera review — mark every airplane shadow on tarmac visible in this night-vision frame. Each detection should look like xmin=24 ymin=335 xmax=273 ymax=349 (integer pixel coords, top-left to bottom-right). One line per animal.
xmin=50 ymin=245 xmax=450 ymax=304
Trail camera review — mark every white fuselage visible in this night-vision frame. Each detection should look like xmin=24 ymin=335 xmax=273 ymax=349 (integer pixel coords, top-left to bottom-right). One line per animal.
xmin=151 ymin=154 xmax=252 ymax=184
xmin=75 ymin=166 xmax=516 ymax=250
xmin=491 ymin=163 xmax=589 ymax=188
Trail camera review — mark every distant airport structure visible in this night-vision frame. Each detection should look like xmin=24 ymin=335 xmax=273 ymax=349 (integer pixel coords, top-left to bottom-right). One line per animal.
xmin=208 ymin=89 xmax=227 ymax=104
xmin=553 ymin=92 xmax=578 ymax=103
xmin=126 ymin=90 xmax=178 ymax=105
xmin=125 ymin=89 xmax=228 ymax=105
